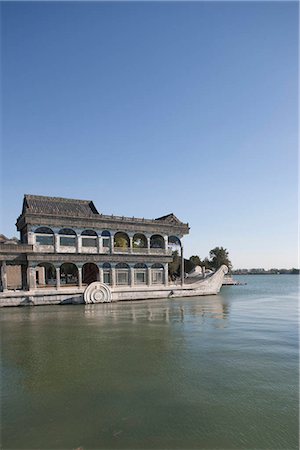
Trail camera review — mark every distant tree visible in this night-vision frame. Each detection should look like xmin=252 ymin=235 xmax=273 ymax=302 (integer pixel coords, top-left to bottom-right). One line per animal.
xmin=209 ymin=247 xmax=232 ymax=271
xmin=202 ymin=257 xmax=213 ymax=270
xmin=190 ymin=255 xmax=202 ymax=267
xmin=291 ymin=268 xmax=300 ymax=274
xmin=184 ymin=258 xmax=195 ymax=274
xmin=169 ymin=251 xmax=180 ymax=278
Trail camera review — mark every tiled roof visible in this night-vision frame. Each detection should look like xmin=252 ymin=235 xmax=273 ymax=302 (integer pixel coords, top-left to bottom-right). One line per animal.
xmin=155 ymin=213 xmax=183 ymax=225
xmin=22 ymin=195 xmax=99 ymax=217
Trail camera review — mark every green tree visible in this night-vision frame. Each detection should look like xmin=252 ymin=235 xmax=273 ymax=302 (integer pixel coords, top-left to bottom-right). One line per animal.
xmin=169 ymin=250 xmax=180 ymax=278
xmin=202 ymin=257 xmax=213 ymax=270
xmin=190 ymin=255 xmax=202 ymax=267
xmin=209 ymin=247 xmax=232 ymax=271
xmin=184 ymin=258 xmax=195 ymax=274
xmin=114 ymin=236 xmax=129 ymax=248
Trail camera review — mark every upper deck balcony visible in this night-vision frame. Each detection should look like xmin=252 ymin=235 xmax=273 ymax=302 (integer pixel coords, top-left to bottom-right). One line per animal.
xmin=31 ymin=228 xmax=176 ymax=256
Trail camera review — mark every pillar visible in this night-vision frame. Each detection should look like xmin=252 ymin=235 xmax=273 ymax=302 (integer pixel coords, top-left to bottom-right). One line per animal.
xmin=130 ymin=267 xmax=134 ymax=287
xmin=181 ymin=246 xmax=184 ymax=286
xmin=37 ymin=266 xmax=45 ymax=285
xmin=164 ymin=236 xmax=168 ymax=253
xmin=98 ymin=267 xmax=103 ymax=283
xmin=111 ymin=236 xmax=114 ymax=254
xmin=77 ymin=235 xmax=82 ymax=253
xmin=54 ymin=234 xmax=60 ymax=253
xmin=31 ymin=267 xmax=37 ymax=289
xmin=147 ymin=237 xmax=151 ymax=254
xmin=164 ymin=263 xmax=169 ymax=286
xmin=27 ymin=266 xmax=36 ymax=290
xmin=129 ymin=236 xmax=133 ymax=254
xmin=98 ymin=236 xmax=102 ymax=254
xmin=27 ymin=231 xmax=35 ymax=245
xmin=147 ymin=267 xmax=152 ymax=286
xmin=78 ymin=267 xmax=82 ymax=288
xmin=1 ymin=261 xmax=8 ymax=292
xmin=56 ymin=267 xmax=61 ymax=289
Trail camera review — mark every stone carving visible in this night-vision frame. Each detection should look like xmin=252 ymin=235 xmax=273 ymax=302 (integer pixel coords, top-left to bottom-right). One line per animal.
xmin=84 ymin=282 xmax=112 ymax=304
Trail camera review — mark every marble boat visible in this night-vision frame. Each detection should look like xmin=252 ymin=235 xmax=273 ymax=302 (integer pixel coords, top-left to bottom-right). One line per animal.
xmin=0 ymin=194 xmax=227 ymax=306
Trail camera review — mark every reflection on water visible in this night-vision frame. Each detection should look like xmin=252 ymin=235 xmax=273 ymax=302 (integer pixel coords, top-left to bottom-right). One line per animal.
xmin=1 ymin=275 xmax=298 ymax=450
xmin=83 ymin=296 xmax=230 ymax=324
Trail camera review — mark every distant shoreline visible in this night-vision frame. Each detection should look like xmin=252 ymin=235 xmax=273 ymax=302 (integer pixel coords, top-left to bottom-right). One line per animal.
xmin=233 ymin=272 xmax=299 ymax=276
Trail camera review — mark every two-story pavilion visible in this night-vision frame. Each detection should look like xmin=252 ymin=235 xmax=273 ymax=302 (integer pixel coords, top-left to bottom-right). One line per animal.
xmin=0 ymin=195 xmax=189 ymax=295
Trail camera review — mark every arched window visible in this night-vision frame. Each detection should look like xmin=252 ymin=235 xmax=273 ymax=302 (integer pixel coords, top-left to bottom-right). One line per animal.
xmin=114 ymin=232 xmax=130 ymax=249
xmin=150 ymin=234 xmax=165 ymax=249
xmin=115 ymin=263 xmax=130 ymax=285
xmin=82 ymin=263 xmax=99 ymax=284
xmin=59 ymin=228 xmax=76 ymax=235
xmin=60 ymin=263 xmax=78 ymax=286
xmin=134 ymin=263 xmax=147 ymax=285
xmin=101 ymin=231 xmax=111 ymax=250
xmin=36 ymin=263 xmax=56 ymax=286
xmin=81 ymin=230 xmax=98 ymax=248
xmin=103 ymin=262 xmax=111 ymax=285
xmin=35 ymin=227 xmax=54 ymax=246
xmin=133 ymin=234 xmax=147 ymax=249
xmin=151 ymin=263 xmax=164 ymax=285
xmin=168 ymin=236 xmax=182 ymax=254
xmin=59 ymin=229 xmax=76 ymax=247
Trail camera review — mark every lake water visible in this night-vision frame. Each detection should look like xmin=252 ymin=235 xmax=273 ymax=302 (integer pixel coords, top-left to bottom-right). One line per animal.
xmin=1 ymin=275 xmax=299 ymax=449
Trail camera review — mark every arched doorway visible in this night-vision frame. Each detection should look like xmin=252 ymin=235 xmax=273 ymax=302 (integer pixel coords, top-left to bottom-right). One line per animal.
xmin=82 ymin=263 xmax=99 ymax=285
xmin=60 ymin=263 xmax=78 ymax=286
xmin=37 ymin=263 xmax=56 ymax=286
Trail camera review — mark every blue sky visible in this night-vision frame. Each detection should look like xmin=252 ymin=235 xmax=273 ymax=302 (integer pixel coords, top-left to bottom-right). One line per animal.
xmin=1 ymin=1 xmax=298 ymax=269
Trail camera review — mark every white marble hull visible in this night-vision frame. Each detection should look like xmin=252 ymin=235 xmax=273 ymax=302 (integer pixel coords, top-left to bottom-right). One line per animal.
xmin=0 ymin=265 xmax=228 ymax=307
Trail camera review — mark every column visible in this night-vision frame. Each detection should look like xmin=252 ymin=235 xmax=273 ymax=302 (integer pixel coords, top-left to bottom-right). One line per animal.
xmin=164 ymin=263 xmax=169 ymax=286
xmin=54 ymin=234 xmax=60 ymax=253
xmin=98 ymin=267 xmax=103 ymax=283
xmin=27 ymin=231 xmax=35 ymax=245
xmin=147 ymin=267 xmax=152 ymax=286
xmin=78 ymin=267 xmax=82 ymax=288
xmin=56 ymin=267 xmax=61 ymax=289
xmin=98 ymin=236 xmax=102 ymax=254
xmin=1 ymin=261 xmax=8 ymax=292
xmin=164 ymin=236 xmax=168 ymax=254
xmin=27 ymin=266 xmax=36 ymax=290
xmin=111 ymin=267 xmax=116 ymax=287
xmin=77 ymin=235 xmax=82 ymax=253
xmin=147 ymin=237 xmax=151 ymax=254
xmin=181 ymin=246 xmax=184 ymax=286
xmin=31 ymin=267 xmax=37 ymax=289
xmin=38 ymin=266 xmax=46 ymax=285
xmin=111 ymin=236 xmax=114 ymax=254
xmin=129 ymin=236 xmax=133 ymax=254
xmin=130 ymin=267 xmax=134 ymax=287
